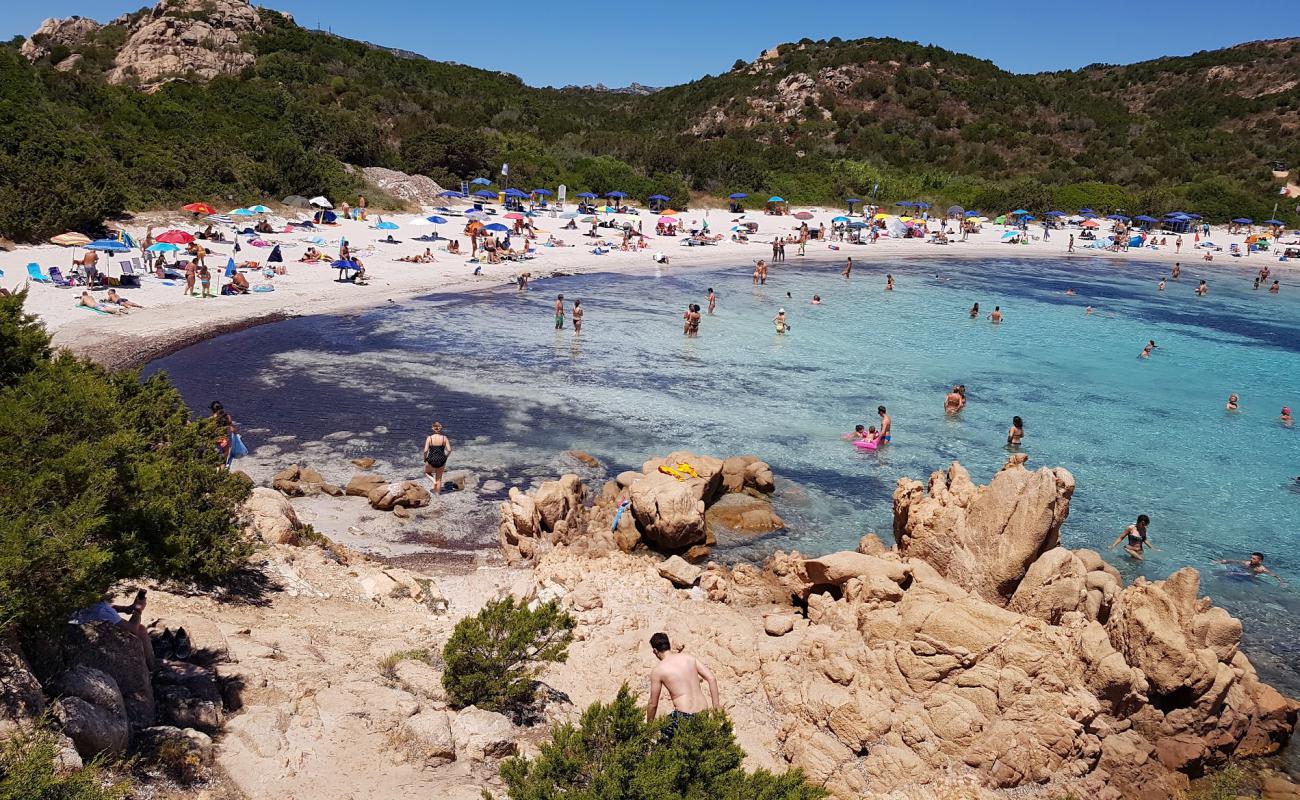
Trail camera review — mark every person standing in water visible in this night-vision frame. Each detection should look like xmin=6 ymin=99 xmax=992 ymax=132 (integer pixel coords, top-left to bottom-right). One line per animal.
xmin=645 ymin=633 xmax=720 ymax=733
xmin=1068 ymin=234 xmax=1075 ymax=253
xmin=1140 ymin=339 xmax=1157 ymax=359
xmin=944 ymin=385 xmax=966 ymax=414
xmin=554 ymin=294 xmax=565 ymax=329
xmin=842 ymin=257 xmax=853 ymax=278
xmin=1158 ymin=278 xmax=1166 ymax=291
xmin=1007 ymin=416 xmax=1024 ymax=448
xmin=773 ymin=308 xmax=788 ymax=334
xmin=1196 ymin=280 xmax=1208 ymax=296
xmin=707 ymin=288 xmax=716 ymax=315
xmin=1172 ymin=262 xmax=1181 ymax=280
xmin=421 ymin=422 xmax=453 ymax=495
xmin=989 ymin=306 xmax=1003 ymax=323
xmin=969 ymin=302 xmax=980 ymax=319
xmin=1110 ymin=514 xmax=1154 ymax=560
xmin=885 ymin=274 xmax=895 ymax=291
xmin=877 ymin=406 xmax=892 ymax=444
xmin=572 ymin=299 xmax=583 ymax=334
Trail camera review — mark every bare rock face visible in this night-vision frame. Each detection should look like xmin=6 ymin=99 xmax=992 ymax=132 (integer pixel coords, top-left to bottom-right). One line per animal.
xmin=354 ymin=166 xmax=447 ymax=207
xmin=499 ymin=476 xmax=589 ymax=563
xmin=629 ymin=472 xmax=707 ymax=551
xmin=367 ymin=481 xmax=431 ymax=512
xmin=241 ymin=486 xmax=303 ymax=545
xmin=21 ymin=17 xmax=103 ymax=63
xmin=893 ymin=456 xmax=1075 ymax=605
xmin=1007 ymin=547 xmax=1088 ymax=623
xmin=107 ymin=0 xmax=267 ymax=88
xmin=0 ymin=638 xmax=45 ymax=736
xmin=450 ymin=706 xmax=518 ymax=761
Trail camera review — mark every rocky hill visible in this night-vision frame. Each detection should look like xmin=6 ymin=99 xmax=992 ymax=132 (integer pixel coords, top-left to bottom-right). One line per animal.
xmin=4 ymin=1 xmax=1298 ymax=241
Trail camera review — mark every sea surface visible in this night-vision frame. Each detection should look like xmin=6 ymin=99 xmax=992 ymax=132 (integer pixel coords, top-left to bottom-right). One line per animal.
xmin=147 ymin=255 xmax=1300 ymax=697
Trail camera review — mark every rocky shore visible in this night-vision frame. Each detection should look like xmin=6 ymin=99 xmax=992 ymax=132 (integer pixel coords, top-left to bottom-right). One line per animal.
xmin=2 ymin=450 xmax=1296 ymax=799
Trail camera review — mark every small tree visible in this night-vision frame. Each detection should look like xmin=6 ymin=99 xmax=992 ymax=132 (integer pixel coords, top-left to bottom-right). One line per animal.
xmin=498 ymin=685 xmax=827 ymax=800
xmin=441 ymin=597 xmax=575 ymax=716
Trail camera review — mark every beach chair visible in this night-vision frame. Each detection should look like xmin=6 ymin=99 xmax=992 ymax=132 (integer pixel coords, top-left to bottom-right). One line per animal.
xmin=26 ymin=263 xmax=52 ymax=283
xmin=117 ymin=260 xmax=140 ymax=288
xmin=1229 ymin=243 xmax=1241 ymax=256
xmin=47 ymin=267 xmax=74 ymax=287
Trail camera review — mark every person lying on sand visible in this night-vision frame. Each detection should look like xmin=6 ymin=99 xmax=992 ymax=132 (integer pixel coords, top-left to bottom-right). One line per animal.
xmin=79 ymin=290 xmax=125 ymax=314
xmin=104 ymin=288 xmax=143 ymax=309
xmin=300 ymin=247 xmax=323 ymax=262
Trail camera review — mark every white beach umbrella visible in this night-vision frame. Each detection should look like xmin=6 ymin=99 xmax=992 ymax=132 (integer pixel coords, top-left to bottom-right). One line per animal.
xmin=310 ymin=196 xmax=333 ymax=208
xmin=407 ymin=217 xmax=434 ymax=226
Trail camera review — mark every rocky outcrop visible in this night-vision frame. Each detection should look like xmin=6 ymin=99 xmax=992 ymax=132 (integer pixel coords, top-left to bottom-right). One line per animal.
xmin=450 ymin=706 xmax=518 ymax=761
xmin=20 ymin=17 xmax=102 ymax=65
xmin=367 ymin=481 xmax=432 ymax=512
xmin=351 ymin=165 xmax=447 ymax=207
xmin=271 ymin=464 xmax=343 ymax=498
xmin=518 ymin=457 xmax=1296 ymax=800
xmin=63 ymin=622 xmax=155 ymax=728
xmin=241 ymin=487 xmax=304 ymax=545
xmin=893 ymin=455 xmax=1075 ymax=605
xmin=0 ymin=638 xmax=45 ymax=737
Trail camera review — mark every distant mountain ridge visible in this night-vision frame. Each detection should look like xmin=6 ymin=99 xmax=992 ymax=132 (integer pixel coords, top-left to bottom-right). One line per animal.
xmin=3 ymin=0 xmax=1298 ymax=241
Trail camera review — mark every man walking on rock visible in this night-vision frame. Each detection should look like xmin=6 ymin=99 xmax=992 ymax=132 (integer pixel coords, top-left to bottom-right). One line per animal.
xmin=646 ymin=632 xmax=719 ymax=736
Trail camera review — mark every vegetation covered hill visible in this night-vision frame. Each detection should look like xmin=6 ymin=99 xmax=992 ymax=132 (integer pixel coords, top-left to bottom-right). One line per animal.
xmin=2 ymin=0 xmax=1297 ymax=241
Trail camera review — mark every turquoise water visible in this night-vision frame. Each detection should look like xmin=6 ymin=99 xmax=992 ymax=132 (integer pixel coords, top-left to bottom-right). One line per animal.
xmin=148 ymin=255 xmax=1300 ymax=693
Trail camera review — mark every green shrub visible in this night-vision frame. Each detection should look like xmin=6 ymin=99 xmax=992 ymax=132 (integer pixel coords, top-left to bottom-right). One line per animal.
xmin=497 ymin=685 xmax=826 ymax=800
xmin=0 ymin=724 xmax=130 ymax=800
xmin=0 ymin=289 xmax=252 ymax=634
xmin=441 ymin=597 xmax=574 ymax=715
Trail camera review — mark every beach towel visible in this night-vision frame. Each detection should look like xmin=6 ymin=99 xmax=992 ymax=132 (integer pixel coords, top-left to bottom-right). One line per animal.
xmin=26 ymin=263 xmax=52 ymax=283
xmin=76 ymin=304 xmax=109 ymax=314
xmin=252 ymin=285 xmax=275 ymax=293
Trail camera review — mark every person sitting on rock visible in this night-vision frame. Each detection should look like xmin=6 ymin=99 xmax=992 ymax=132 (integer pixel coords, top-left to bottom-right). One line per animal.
xmin=646 ymin=632 xmax=719 ymax=738
xmin=71 ymin=589 xmax=157 ymax=671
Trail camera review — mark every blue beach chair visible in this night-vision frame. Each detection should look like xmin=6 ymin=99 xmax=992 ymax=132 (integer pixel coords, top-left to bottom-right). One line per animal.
xmin=27 ymin=263 xmax=52 ymax=283
xmin=47 ymin=267 xmax=74 ymax=287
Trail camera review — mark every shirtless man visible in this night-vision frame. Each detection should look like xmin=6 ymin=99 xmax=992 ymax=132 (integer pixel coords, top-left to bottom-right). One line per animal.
xmin=989 ymin=306 xmax=1003 ymax=323
xmin=1171 ymin=262 xmax=1181 ymax=280
xmin=646 ymin=633 xmax=720 ymax=732
xmin=707 ymin=288 xmax=716 ymax=314
xmin=1196 ymin=280 xmax=1208 ymax=296
xmin=877 ymin=406 xmax=892 ymax=445
xmin=842 ymin=257 xmax=853 ymax=278
xmin=554 ymin=294 xmax=565 ymax=330
xmin=1216 ymin=553 xmax=1286 ymax=585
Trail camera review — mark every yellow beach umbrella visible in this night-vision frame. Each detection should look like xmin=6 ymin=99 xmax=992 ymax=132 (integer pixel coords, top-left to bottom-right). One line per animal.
xmin=661 ymin=209 xmax=679 ymax=215
xmin=51 ymin=232 xmax=91 ymax=246
xmin=873 ymin=213 xmax=888 ymax=220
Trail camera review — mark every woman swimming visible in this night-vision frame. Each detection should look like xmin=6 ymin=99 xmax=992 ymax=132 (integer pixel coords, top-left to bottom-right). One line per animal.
xmin=1110 ymin=514 xmax=1154 ymax=560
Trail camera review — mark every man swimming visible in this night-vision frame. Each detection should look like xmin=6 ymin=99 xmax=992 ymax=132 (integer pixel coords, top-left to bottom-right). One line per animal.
xmin=1216 ymin=553 xmax=1286 ymax=585
xmin=646 ymin=633 xmax=720 ymax=734
xmin=1140 ymin=339 xmax=1156 ymax=359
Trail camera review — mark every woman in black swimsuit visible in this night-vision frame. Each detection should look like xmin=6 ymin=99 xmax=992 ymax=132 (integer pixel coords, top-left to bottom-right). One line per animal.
xmin=1109 ymin=513 xmax=1153 ymax=560
xmin=421 ymin=421 xmax=452 ymax=495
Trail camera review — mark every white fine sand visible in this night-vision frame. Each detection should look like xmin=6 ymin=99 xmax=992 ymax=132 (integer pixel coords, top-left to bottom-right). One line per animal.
xmin=0 ymin=202 xmax=1288 ymax=367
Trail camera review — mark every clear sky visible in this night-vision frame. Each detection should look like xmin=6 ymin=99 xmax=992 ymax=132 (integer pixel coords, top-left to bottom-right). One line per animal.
xmin=7 ymin=0 xmax=1297 ymax=87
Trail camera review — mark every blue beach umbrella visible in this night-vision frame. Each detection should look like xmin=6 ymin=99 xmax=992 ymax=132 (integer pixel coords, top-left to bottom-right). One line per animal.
xmin=1231 ymin=218 xmax=1252 ymax=224
xmin=1264 ymin=219 xmax=1284 ymax=225
xmin=1105 ymin=214 xmax=1129 ymax=221
xmin=832 ymin=216 xmax=850 ymax=223
xmin=768 ymin=196 xmax=784 ymax=203
xmin=437 ymin=190 xmax=467 ymax=198
xmin=331 ymin=259 xmax=360 ymax=271
xmin=205 ymin=214 xmax=234 ymax=225
xmin=964 ymin=210 xmax=980 ymax=217
xmin=473 ymin=189 xmax=497 ymax=199
xmin=231 ymin=208 xmax=256 ymax=217
xmin=470 ymin=177 xmax=492 ymax=186
xmin=1046 ymin=211 xmax=1066 ymax=217
xmin=1021 ymin=215 xmax=1036 ymax=222
xmin=146 ymin=242 xmax=180 ymax=253
xmin=607 ymin=191 xmax=628 ymax=199
xmin=648 ymin=194 xmax=670 ymax=201
xmin=846 ymin=197 xmax=861 ymax=203
xmin=1187 ymin=214 xmax=1202 ymax=219
xmin=1011 ymin=209 xmax=1029 ymax=216
xmin=728 ymin=193 xmax=748 ymax=200
xmin=1134 ymin=215 xmax=1158 ymax=223
xmin=1078 ymin=208 xmax=1094 ymax=214
xmin=484 ymin=223 xmax=510 ymax=232
xmin=915 ymin=201 xmax=931 ymax=210
xmin=86 ymin=239 xmax=131 ymax=253
xmin=249 ymin=205 xmax=272 ymax=213
xmin=1000 ymin=231 xmax=1020 ymax=240
xmin=896 ymin=201 xmax=914 ymax=208
xmin=531 ymin=188 xmax=553 ymax=196
xmin=427 ymin=215 xmax=448 ymax=225
xmin=577 ymin=192 xmax=598 ymax=199
xmin=847 ymin=221 xmax=868 ymax=228
xmin=504 ymin=188 xmax=528 ymax=198
xmin=375 ymin=220 xmax=399 ymax=230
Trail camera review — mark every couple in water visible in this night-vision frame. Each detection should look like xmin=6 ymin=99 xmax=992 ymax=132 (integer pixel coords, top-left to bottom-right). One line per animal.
xmin=1110 ymin=515 xmax=1284 ymax=584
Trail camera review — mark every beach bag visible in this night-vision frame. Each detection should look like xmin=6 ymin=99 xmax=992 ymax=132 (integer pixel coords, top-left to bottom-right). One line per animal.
xmin=228 ymin=433 xmax=248 ymax=461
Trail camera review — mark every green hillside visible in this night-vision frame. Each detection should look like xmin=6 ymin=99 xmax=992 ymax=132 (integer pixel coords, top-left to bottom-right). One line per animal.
xmin=2 ymin=7 xmax=1297 ymax=242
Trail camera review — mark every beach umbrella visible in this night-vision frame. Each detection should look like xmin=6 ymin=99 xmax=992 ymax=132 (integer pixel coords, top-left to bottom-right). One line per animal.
xmin=648 ymin=194 xmax=670 ymax=201
xmin=1107 ymin=214 xmax=1130 ymax=221
xmin=1264 ymin=219 xmax=1284 ymax=225
xmin=1134 ymin=215 xmax=1158 ymax=223
xmin=1001 ymin=231 xmax=1020 ymax=241
xmin=577 ymin=192 xmax=598 ymax=199
xmin=182 ymin=202 xmax=216 ymax=215
xmin=504 ymin=213 xmax=525 ymax=220
xmin=231 ymin=208 xmax=256 ymax=217
xmin=484 ymin=223 xmax=509 ymax=232
xmin=205 ymin=214 xmax=234 ymax=225
xmin=331 ymin=259 xmax=360 ymax=270
xmin=658 ymin=216 xmax=680 ymax=225
xmin=847 ymin=221 xmax=868 ymax=229
xmin=407 ymin=217 xmax=433 ymax=226
xmin=915 ymin=202 xmax=931 ymax=210
xmin=470 ymin=177 xmax=492 ymax=186
xmin=559 ymin=211 xmax=579 ymax=219
xmin=249 ymin=204 xmax=272 ymax=213
xmin=473 ymin=189 xmax=497 ymax=199
xmin=1232 ymin=218 xmax=1253 ymax=224
xmin=310 ymin=196 xmax=333 ymax=208
xmin=437 ymin=190 xmax=467 ymax=199
xmin=146 ymin=242 xmax=180 ymax=253
xmin=1187 ymin=214 xmax=1202 ymax=219
xmin=832 ymin=216 xmax=850 ymax=223
xmin=793 ymin=211 xmax=814 ymax=220
xmin=964 ymin=210 xmax=980 ymax=217
xmin=427 ymin=215 xmax=448 ymax=225
xmin=947 ymin=205 xmax=965 ymax=217
xmin=1078 ymin=208 xmax=1094 ymax=214
xmin=1011 ymin=209 xmax=1029 ymax=216
xmin=51 ymin=232 xmax=92 ymax=246
xmin=531 ymin=188 xmax=553 ymax=196
xmin=846 ymin=198 xmax=862 ymax=203
xmin=580 ymin=216 xmax=598 ymax=224
xmin=768 ymin=196 xmax=784 ymax=203
xmin=375 ymin=220 xmax=400 ymax=230
xmin=156 ymin=230 xmax=196 ymax=244
xmin=1022 ymin=216 xmax=1036 ymax=222
xmin=86 ymin=239 xmax=131 ymax=253
xmin=994 ymin=214 xmax=1007 ymax=224
xmin=728 ymin=193 xmax=748 ymax=199
xmin=504 ymin=188 xmax=528 ymax=198
xmin=1080 ymin=219 xmax=1100 ymax=229
xmin=607 ymin=191 xmax=627 ymax=199
xmin=1046 ymin=211 xmax=1066 ymax=217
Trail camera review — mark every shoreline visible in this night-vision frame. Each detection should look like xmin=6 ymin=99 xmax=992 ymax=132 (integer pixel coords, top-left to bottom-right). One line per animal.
xmin=0 ymin=205 xmax=1285 ymax=370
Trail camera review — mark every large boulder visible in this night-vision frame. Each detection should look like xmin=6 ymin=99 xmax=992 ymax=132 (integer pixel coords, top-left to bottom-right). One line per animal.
xmin=105 ymin=0 xmax=268 ymax=88
xmin=451 ymin=706 xmax=518 ymax=761
xmin=400 ymin=710 xmax=455 ymax=764
xmin=1105 ymin=570 xmax=1215 ymax=698
xmin=657 ymin=555 xmax=702 ymax=587
xmin=53 ymin=696 xmax=129 ymax=758
xmin=705 ymin=493 xmax=784 ymax=535
xmin=500 ymin=488 xmax=544 ymax=562
xmin=893 ymin=457 xmax=1075 ymax=605
xmin=0 ymin=638 xmax=45 ymax=736
xmin=154 ymin=661 xmax=224 ymax=732
xmin=629 ymin=472 xmax=707 ymax=550
xmin=63 ymin=622 xmax=154 ymax=727
xmin=1008 ymin=547 xmax=1089 ymax=623
xmin=240 ymin=487 xmax=302 ymax=545
xmin=533 ymin=474 xmax=587 ymax=538
xmin=368 ymin=481 xmax=431 ymax=511
xmin=345 ymin=473 xmax=387 ymax=497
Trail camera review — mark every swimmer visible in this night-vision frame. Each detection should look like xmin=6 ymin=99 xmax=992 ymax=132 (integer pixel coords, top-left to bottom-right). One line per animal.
xmin=1085 ymin=305 xmax=1094 ymax=315
xmin=850 ymin=424 xmax=868 ymax=441
xmin=842 ymin=257 xmax=853 ymax=278
xmin=1283 ymin=407 xmax=1293 ymax=426
xmin=1216 ymin=553 xmax=1286 ymax=585
xmin=1110 ymin=514 xmax=1154 ymax=560
xmin=773 ymin=308 xmax=788 ymax=334
xmin=1065 ymin=287 xmax=1075 ymax=296
xmin=969 ymin=302 xmax=980 ymax=319
xmin=707 ymin=288 xmax=716 ymax=314
xmin=1253 ymin=277 xmax=1261 ymax=290
xmin=1225 ymin=393 xmax=1239 ymax=412
xmin=1172 ymin=262 xmax=1181 ymax=279
xmin=886 ymin=274 xmax=894 ymax=291
xmin=1158 ymin=278 xmax=1166 ymax=291
xmin=811 ymin=295 xmax=822 ymax=305
xmin=944 ymin=385 xmax=965 ymax=414
xmin=1196 ymin=280 xmax=1208 ymax=296
xmin=1270 ymin=280 xmax=1280 ymax=294
xmin=1007 ymin=415 xmax=1024 ymax=448
xmin=876 ymin=406 xmax=891 ymax=445
xmin=1140 ymin=339 xmax=1156 ymax=359
xmin=989 ymin=306 xmax=1002 ymax=324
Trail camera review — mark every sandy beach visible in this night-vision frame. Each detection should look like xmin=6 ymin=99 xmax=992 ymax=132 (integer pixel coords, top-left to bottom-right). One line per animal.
xmin=2 ymin=201 xmax=1285 ymax=369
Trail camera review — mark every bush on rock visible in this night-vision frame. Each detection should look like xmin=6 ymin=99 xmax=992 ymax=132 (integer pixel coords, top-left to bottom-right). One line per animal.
xmin=441 ymin=598 xmax=575 ymax=717
xmin=497 ymin=685 xmax=826 ymax=800
xmin=0 ymin=723 xmax=130 ymax=800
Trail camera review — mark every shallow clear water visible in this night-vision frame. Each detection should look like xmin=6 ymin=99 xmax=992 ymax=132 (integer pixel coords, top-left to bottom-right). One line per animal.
xmin=148 ymin=255 xmax=1300 ymax=694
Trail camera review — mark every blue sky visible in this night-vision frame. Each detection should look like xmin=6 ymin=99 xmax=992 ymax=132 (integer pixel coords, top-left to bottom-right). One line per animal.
xmin=7 ymin=0 xmax=1297 ymax=87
